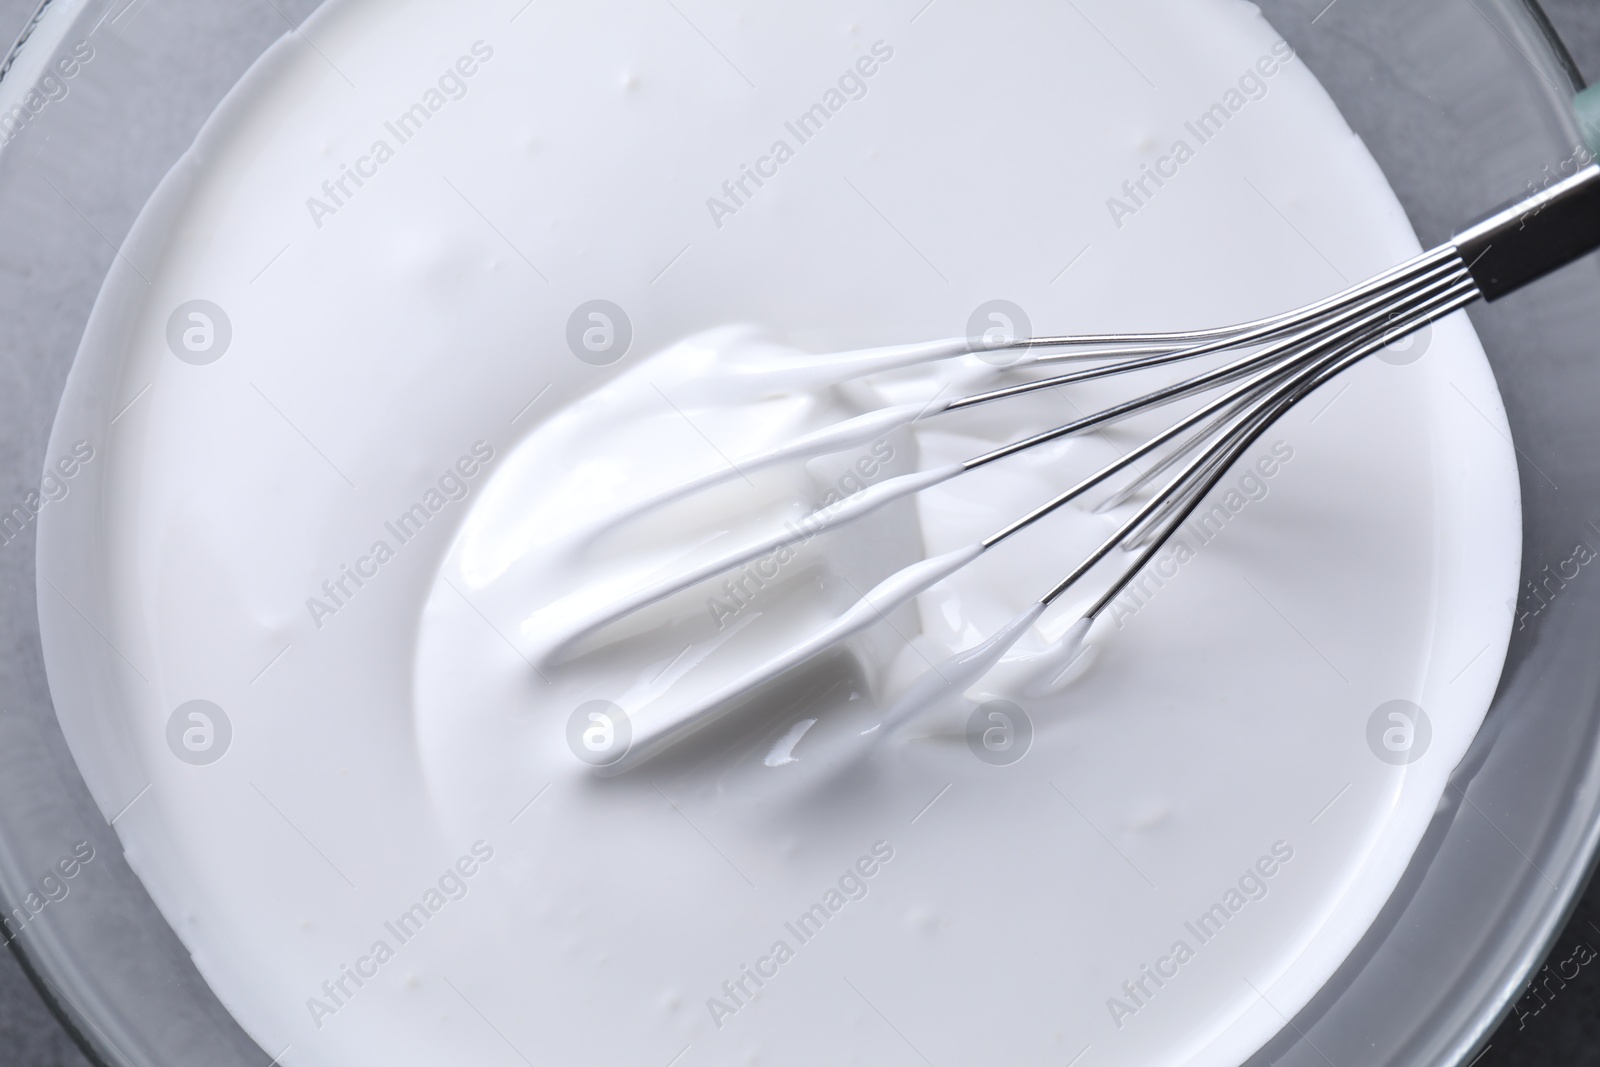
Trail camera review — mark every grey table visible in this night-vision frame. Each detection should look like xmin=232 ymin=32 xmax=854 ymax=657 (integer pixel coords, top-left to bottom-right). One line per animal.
xmin=1 ymin=1 xmax=1598 ymax=1065
xmin=1470 ymin=0 xmax=1600 ymax=1019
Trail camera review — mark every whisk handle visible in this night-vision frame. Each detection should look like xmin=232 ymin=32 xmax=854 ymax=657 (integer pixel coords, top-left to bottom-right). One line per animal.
xmin=1454 ymin=157 xmax=1600 ymax=301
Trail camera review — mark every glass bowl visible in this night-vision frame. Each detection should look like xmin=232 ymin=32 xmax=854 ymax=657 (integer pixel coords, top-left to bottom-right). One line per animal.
xmin=0 ymin=1 xmax=1595 ymax=1065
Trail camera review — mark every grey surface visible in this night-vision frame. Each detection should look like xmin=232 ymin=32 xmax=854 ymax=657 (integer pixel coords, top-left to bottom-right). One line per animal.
xmin=0 ymin=2 xmax=1597 ymax=1067
xmin=0 ymin=0 xmax=90 ymax=1000
xmin=0 ymin=0 xmax=118 ymax=1058
xmin=0 ymin=0 xmax=78 ymax=1058
xmin=0 ymin=9 xmax=291 ymax=1067
xmin=1547 ymin=0 xmax=1600 ymax=67
xmin=0 ymin=948 xmax=90 ymax=1067
xmin=1477 ymin=28 xmax=1600 ymax=1067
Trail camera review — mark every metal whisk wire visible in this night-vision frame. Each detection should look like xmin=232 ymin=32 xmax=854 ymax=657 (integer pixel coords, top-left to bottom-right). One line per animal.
xmin=558 ymin=160 xmax=1600 ymax=774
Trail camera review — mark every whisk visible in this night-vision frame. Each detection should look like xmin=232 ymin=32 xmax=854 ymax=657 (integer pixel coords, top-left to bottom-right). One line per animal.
xmin=564 ymin=135 xmax=1600 ymax=776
